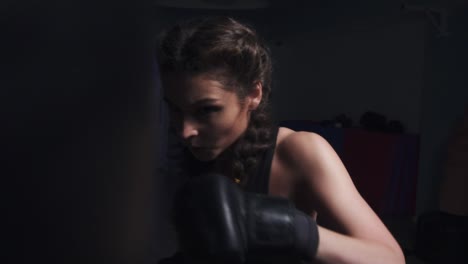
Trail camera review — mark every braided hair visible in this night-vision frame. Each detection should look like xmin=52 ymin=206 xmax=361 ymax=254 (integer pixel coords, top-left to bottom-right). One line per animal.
xmin=157 ymin=17 xmax=274 ymax=186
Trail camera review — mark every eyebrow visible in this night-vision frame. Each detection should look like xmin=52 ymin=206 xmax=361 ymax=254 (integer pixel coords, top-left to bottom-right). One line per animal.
xmin=192 ymin=98 xmax=220 ymax=105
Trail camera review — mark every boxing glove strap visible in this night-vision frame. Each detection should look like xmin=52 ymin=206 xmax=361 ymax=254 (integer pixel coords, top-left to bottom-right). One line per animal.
xmin=293 ymin=209 xmax=319 ymax=261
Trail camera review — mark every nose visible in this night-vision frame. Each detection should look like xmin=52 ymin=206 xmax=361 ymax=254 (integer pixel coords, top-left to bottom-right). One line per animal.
xmin=181 ymin=117 xmax=198 ymax=140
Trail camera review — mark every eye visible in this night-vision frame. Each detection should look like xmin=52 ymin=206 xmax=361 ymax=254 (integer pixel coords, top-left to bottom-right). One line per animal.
xmin=196 ymin=106 xmax=222 ymax=117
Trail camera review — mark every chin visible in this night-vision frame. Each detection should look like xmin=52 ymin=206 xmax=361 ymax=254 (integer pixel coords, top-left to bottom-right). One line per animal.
xmin=190 ymin=148 xmax=220 ymax=162
xmin=194 ymin=156 xmax=216 ymax=162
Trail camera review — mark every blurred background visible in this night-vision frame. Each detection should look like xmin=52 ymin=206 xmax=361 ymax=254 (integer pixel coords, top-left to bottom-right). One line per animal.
xmin=2 ymin=0 xmax=467 ymax=263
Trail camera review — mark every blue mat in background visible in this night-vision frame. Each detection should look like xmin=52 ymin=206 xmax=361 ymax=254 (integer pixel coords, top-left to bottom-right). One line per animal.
xmin=279 ymin=120 xmax=345 ymax=158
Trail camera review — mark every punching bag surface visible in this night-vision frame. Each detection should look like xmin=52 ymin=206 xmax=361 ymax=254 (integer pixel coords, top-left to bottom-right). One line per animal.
xmin=1 ymin=1 xmax=161 ymax=263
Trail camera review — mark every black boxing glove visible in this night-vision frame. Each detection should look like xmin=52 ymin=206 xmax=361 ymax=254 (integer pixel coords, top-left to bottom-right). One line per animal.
xmin=172 ymin=173 xmax=319 ymax=263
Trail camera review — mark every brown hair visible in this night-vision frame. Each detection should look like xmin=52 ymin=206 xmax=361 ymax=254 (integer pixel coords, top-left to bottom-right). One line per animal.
xmin=157 ymin=16 xmax=274 ymax=185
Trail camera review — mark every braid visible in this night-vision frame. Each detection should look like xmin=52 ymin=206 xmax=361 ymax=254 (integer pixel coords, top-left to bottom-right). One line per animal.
xmin=230 ymin=102 xmax=274 ymax=185
xmin=231 ymin=34 xmax=274 ymax=185
xmin=158 ymin=16 xmax=275 ymax=186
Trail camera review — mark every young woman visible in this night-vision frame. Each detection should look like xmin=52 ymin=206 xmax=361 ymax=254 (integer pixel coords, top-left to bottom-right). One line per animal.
xmin=157 ymin=16 xmax=404 ymax=264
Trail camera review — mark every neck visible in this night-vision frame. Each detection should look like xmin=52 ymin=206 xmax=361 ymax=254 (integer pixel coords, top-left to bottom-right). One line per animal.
xmin=211 ymin=149 xmax=235 ymax=177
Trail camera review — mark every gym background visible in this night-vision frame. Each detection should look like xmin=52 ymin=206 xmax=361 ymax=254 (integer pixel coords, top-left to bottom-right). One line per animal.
xmin=2 ymin=0 xmax=467 ymax=263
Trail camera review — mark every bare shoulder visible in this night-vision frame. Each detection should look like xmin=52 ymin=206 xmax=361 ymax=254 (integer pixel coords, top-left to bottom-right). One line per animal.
xmin=272 ymin=127 xmax=332 ymax=213
xmin=272 ymin=127 xmax=340 ymax=197
xmin=276 ymin=127 xmax=332 ymax=173
xmin=276 ymin=127 xmax=326 ymax=151
xmin=276 ymin=127 xmax=359 ymax=201
xmin=275 ymin=127 xmax=402 ymax=254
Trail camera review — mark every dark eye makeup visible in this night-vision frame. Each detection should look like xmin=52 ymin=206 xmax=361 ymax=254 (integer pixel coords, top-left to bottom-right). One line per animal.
xmin=164 ymin=97 xmax=222 ymax=119
xmin=196 ymin=105 xmax=222 ymax=116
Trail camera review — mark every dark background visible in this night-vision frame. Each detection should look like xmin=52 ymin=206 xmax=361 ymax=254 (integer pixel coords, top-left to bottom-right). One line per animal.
xmin=2 ymin=0 xmax=467 ymax=263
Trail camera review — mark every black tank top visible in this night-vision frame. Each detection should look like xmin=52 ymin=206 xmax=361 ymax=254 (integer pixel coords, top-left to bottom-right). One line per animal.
xmin=244 ymin=126 xmax=279 ymax=195
xmin=243 ymin=127 xmax=303 ymax=264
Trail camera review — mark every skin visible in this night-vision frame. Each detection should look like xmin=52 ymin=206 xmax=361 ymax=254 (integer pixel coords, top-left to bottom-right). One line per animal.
xmin=163 ymin=73 xmax=259 ymax=165
xmin=164 ymin=72 xmax=405 ymax=264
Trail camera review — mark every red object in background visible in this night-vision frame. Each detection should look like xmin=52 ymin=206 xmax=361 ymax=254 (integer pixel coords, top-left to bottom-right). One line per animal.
xmin=342 ymin=129 xmax=399 ymax=214
xmin=280 ymin=120 xmax=419 ymax=216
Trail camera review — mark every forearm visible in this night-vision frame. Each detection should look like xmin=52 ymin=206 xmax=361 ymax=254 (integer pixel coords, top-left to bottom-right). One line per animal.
xmin=312 ymin=226 xmax=405 ymax=264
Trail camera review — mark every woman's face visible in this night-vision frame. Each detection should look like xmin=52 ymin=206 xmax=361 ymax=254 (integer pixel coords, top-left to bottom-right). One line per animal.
xmin=164 ymin=73 xmax=255 ymax=161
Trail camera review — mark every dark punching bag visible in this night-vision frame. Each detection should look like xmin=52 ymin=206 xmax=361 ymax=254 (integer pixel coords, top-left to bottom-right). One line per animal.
xmin=1 ymin=1 xmax=163 ymax=263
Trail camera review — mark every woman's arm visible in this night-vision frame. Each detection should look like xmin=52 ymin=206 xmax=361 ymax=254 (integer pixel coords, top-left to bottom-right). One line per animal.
xmin=315 ymin=227 xmax=403 ymax=264
xmin=277 ymin=132 xmax=405 ymax=264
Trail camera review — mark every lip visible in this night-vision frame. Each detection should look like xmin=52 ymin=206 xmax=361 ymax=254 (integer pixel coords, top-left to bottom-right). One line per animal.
xmin=191 ymin=146 xmax=209 ymax=150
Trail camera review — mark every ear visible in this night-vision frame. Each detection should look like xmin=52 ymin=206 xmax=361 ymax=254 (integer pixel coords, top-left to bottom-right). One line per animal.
xmin=248 ymin=82 xmax=263 ymax=111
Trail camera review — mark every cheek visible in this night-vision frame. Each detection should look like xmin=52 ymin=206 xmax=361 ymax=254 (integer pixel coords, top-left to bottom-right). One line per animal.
xmin=209 ymin=108 xmax=248 ymax=143
xmin=206 ymin=118 xmax=232 ymax=137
